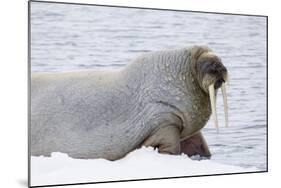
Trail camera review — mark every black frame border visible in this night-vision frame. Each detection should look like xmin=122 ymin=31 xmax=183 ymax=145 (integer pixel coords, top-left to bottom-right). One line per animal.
xmin=28 ymin=0 xmax=268 ymax=187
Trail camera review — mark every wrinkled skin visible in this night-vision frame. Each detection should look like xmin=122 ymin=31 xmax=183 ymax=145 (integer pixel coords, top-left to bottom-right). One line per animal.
xmin=31 ymin=46 xmax=227 ymax=160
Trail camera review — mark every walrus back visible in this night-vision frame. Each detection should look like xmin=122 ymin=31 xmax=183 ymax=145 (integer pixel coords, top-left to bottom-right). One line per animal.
xmin=30 ymin=70 xmax=152 ymax=160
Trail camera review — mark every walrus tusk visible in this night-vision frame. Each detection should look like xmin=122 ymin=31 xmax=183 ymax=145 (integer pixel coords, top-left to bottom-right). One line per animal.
xmin=208 ymin=83 xmax=219 ymax=133
xmin=221 ymin=82 xmax=228 ymax=127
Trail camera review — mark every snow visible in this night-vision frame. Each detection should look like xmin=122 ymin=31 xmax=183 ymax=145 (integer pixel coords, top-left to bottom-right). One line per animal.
xmin=31 ymin=147 xmax=257 ymax=186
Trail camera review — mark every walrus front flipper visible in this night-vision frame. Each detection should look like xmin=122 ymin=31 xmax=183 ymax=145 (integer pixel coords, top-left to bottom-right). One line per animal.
xmin=180 ymin=131 xmax=211 ymax=158
xmin=143 ymin=126 xmax=181 ymax=155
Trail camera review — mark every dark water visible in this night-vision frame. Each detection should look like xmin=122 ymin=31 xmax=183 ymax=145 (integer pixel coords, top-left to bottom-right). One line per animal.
xmin=30 ymin=2 xmax=267 ymax=170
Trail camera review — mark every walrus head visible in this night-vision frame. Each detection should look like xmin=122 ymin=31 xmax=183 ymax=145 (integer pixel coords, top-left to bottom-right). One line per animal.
xmin=190 ymin=46 xmax=229 ymax=132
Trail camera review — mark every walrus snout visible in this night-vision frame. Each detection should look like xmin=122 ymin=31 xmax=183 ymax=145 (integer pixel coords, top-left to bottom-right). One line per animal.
xmin=200 ymin=59 xmax=227 ymax=84
xmin=214 ymin=77 xmax=225 ymax=89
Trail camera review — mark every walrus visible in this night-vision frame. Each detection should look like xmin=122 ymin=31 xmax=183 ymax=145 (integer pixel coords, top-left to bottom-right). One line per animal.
xmin=30 ymin=46 xmax=228 ymax=160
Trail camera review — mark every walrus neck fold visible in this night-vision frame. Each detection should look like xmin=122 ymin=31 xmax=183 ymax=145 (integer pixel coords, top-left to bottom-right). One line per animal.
xmin=122 ymin=48 xmax=193 ymax=94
